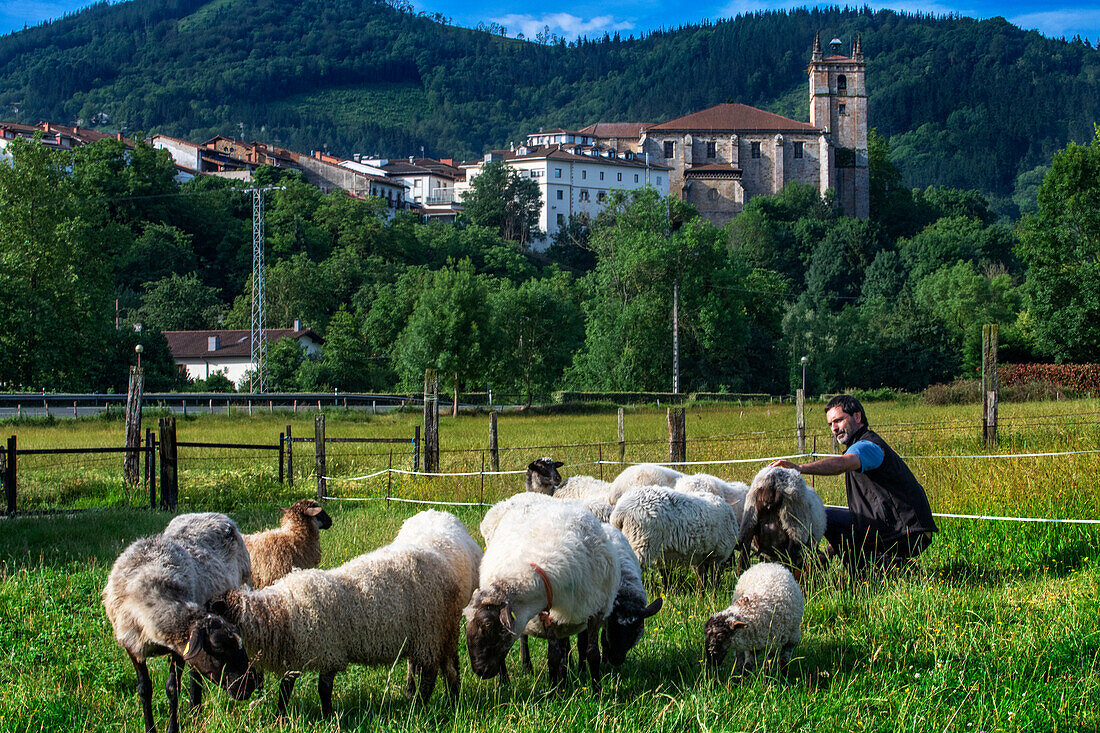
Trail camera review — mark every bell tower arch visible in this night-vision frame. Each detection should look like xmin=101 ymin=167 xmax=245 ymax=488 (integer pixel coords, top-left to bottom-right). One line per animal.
xmin=809 ymin=33 xmax=868 ymax=218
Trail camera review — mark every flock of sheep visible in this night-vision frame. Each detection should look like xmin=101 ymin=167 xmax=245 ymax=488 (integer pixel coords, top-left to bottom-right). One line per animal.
xmin=102 ymin=459 xmax=828 ymax=733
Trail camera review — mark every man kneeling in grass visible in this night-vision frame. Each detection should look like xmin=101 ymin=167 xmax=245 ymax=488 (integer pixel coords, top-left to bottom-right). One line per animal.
xmin=771 ymin=394 xmax=936 ymax=569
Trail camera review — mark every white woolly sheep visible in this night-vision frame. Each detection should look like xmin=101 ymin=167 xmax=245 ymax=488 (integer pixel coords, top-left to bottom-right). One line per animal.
xmin=481 ymin=491 xmax=609 ymax=547
xmin=393 ymin=509 xmax=484 ymax=696
xmin=526 ymin=457 xmax=563 ymax=494
xmin=607 ymin=463 xmax=685 ymax=503
xmin=738 ymin=466 xmax=826 ymax=569
xmin=210 ymin=541 xmax=465 ymax=718
xmin=674 ymin=473 xmax=751 ymax=528
xmin=594 ymin=524 xmax=663 ymax=666
xmin=243 ymin=499 xmax=333 ymax=589
xmin=465 ymin=498 xmax=619 ymax=689
xmin=610 ymin=485 xmax=740 ymax=587
xmin=703 ymin=562 xmax=804 ymax=675
xmin=553 ymin=475 xmax=616 ymax=504
xmin=103 ymin=513 xmax=259 ymax=733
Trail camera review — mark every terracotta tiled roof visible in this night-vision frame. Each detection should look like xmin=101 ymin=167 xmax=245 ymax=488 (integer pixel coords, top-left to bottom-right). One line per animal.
xmin=686 ymin=163 xmax=742 ymax=174
xmin=823 ymin=54 xmax=856 ymax=62
xmin=648 ymin=103 xmax=819 ymax=133
xmin=165 ymin=329 xmax=322 ymax=358
xmin=578 ymin=122 xmax=652 ymax=138
xmin=474 ymin=145 xmax=671 ymax=170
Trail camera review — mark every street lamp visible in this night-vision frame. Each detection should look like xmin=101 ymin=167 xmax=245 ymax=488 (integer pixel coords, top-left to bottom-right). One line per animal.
xmin=135 ymin=343 xmax=144 ymax=370
xmin=800 ymin=355 xmax=808 ymax=397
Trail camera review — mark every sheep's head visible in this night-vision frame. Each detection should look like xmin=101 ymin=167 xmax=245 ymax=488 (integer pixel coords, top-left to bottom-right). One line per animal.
xmin=703 ymin=613 xmax=749 ymax=670
xmin=463 ymin=587 xmax=518 ymax=679
xmin=526 ymin=457 xmax=563 ymax=495
xmin=283 ymin=499 xmax=333 ymax=530
xmin=181 ymin=613 xmax=258 ymax=700
xmin=601 ymin=596 xmax=663 ymax=667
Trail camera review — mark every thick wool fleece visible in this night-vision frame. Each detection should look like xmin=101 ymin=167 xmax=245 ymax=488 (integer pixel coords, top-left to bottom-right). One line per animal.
xmin=743 ymin=467 xmax=827 ymax=547
xmin=602 ymin=524 xmax=647 ymax=617
xmin=103 ymin=513 xmax=251 ymax=659
xmin=222 ymin=543 xmax=463 ymax=677
xmin=394 ymin=509 xmax=483 ymax=603
xmin=477 ymin=497 xmax=619 ymax=640
xmin=243 ymin=502 xmax=327 ymax=589
xmin=610 ymin=485 xmax=740 ymax=570
xmin=709 ymin=562 xmax=804 ymax=655
xmin=675 ymin=474 xmax=751 ymax=530
xmin=553 ymin=475 xmax=614 ymax=503
xmin=607 ymin=463 xmax=685 ymax=503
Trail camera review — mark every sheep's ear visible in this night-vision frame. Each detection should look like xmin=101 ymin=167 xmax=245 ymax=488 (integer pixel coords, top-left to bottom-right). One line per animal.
xmin=304 ymin=505 xmax=324 ymax=517
xmin=552 ymin=461 xmax=564 ymax=469
xmin=728 ymin=619 xmax=749 ymax=631
xmin=207 ymin=596 xmax=229 ymax=616
xmin=279 ymin=506 xmax=289 ymax=514
xmin=499 ymin=603 xmax=518 ymax=635
xmin=641 ymin=597 xmax=664 ymax=618
xmin=526 ymin=460 xmax=539 ymax=473
xmin=182 ymin=626 xmax=205 ymax=660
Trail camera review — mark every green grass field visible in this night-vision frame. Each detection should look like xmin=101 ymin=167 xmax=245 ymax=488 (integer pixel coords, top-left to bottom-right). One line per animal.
xmin=1 ymin=401 xmax=1099 ymax=731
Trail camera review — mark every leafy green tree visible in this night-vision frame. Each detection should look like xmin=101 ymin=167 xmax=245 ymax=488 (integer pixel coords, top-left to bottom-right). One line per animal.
xmin=1015 ymin=126 xmax=1100 ymax=361
xmin=461 ymin=160 xmax=542 ymax=248
xmin=136 ymin=273 xmax=223 ymax=332
xmin=265 ymin=337 xmax=307 ymax=392
xmin=321 ymin=306 xmax=377 ymax=391
xmin=117 ymin=223 xmax=199 ymax=290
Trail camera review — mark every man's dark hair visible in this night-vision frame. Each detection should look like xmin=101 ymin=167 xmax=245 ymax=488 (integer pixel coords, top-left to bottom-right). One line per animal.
xmin=825 ymin=394 xmax=868 ymax=427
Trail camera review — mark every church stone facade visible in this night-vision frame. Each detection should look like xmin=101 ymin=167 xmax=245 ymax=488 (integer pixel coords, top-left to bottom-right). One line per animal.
xmin=579 ymin=35 xmax=869 ymax=225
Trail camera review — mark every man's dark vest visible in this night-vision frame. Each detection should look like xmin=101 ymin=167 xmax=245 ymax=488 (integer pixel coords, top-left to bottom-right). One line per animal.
xmin=844 ymin=426 xmax=937 ymax=541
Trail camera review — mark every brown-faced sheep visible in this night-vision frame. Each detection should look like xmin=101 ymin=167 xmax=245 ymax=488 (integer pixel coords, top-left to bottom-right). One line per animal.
xmin=243 ymin=499 xmax=332 ymax=589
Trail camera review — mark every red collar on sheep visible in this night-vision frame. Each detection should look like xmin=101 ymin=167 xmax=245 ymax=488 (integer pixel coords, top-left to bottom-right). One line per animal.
xmin=529 ymin=562 xmax=554 ymax=625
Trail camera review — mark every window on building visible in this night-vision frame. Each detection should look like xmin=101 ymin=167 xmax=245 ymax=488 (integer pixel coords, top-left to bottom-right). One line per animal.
xmin=597 ymin=191 xmax=606 ymax=202
xmin=656 ymin=176 xmax=662 ymax=185
xmin=664 ymin=141 xmax=675 ymax=158
xmin=579 ymin=190 xmax=589 ymax=201
xmin=706 ymin=141 xmax=716 ymax=158
xmin=838 ymin=103 xmax=847 ymax=115
xmin=554 ymin=168 xmax=562 ymax=178
xmin=837 ymin=75 xmax=847 ymax=93
xmin=634 ymin=173 xmax=639 ymax=183
xmin=794 ymin=141 xmax=804 ymax=159
xmin=556 ymin=213 xmax=565 ymax=225
xmin=751 ymin=142 xmax=761 ymax=159
xmin=582 ymin=170 xmax=587 ymax=180
xmin=617 ymin=172 xmax=622 ymax=182
xmin=556 ymin=189 xmax=563 ymax=200
xmin=599 ymin=171 xmax=605 ymax=180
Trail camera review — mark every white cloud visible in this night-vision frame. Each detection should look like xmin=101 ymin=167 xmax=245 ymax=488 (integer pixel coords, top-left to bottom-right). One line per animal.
xmin=488 ymin=12 xmax=635 ymax=39
xmin=1009 ymin=8 xmax=1100 ymax=38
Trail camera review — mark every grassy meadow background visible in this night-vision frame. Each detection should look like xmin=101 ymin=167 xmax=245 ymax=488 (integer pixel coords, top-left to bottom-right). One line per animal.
xmin=1 ymin=399 xmax=1099 ymax=731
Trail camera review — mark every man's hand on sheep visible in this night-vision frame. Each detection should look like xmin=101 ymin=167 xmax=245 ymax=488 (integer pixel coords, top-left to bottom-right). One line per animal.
xmin=769 ymin=459 xmax=799 ymax=470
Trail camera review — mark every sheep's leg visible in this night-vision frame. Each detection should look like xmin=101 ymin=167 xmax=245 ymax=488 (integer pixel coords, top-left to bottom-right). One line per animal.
xmin=741 ymin=651 xmax=756 ymax=675
xmin=128 ymin=653 xmax=156 ymax=733
xmin=780 ymin=644 xmax=795 ymax=677
xmin=404 ymin=661 xmax=418 ymax=698
xmin=276 ymin=675 xmax=296 ymax=717
xmin=497 ymin=659 xmax=509 ymax=685
xmin=165 ymin=654 xmax=184 ymax=733
xmin=417 ymin=663 xmax=438 ymax=703
xmin=443 ymin=650 xmax=460 ymax=700
xmin=318 ymin=671 xmax=337 ymax=719
xmin=188 ymin=668 xmax=203 ymax=711
xmin=520 ymin=634 xmax=533 ymax=673
xmin=583 ymin=620 xmax=602 ymax=691
xmin=547 ymin=637 xmax=567 ymax=689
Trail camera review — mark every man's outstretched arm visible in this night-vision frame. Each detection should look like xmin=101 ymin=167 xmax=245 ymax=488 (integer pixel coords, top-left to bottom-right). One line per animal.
xmin=770 ymin=453 xmax=861 ymax=476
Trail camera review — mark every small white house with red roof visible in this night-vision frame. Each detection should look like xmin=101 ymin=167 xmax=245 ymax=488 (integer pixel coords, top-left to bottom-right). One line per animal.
xmin=164 ymin=325 xmax=323 ymax=387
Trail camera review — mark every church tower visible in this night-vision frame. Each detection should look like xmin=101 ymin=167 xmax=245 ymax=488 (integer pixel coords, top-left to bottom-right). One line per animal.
xmin=809 ymin=33 xmax=868 ymax=218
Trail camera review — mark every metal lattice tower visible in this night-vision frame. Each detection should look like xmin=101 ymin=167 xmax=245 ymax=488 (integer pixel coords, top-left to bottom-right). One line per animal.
xmin=249 ymin=188 xmax=267 ymax=394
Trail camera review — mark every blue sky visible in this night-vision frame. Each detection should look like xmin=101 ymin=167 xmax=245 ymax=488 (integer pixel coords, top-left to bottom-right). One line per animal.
xmin=1 ymin=0 xmax=1098 ymax=42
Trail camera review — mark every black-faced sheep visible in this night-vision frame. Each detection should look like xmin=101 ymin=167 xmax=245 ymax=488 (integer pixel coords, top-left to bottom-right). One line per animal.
xmin=738 ymin=466 xmax=826 ymax=570
xmin=526 ymin=457 xmax=563 ymax=494
xmin=704 ymin=562 xmax=804 ymax=675
xmin=243 ymin=499 xmax=332 ymax=589
xmin=102 ymin=513 xmax=259 ymax=733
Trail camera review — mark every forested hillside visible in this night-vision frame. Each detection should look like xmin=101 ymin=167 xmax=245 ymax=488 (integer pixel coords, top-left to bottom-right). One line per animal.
xmin=1 ymin=0 xmax=1098 ymax=211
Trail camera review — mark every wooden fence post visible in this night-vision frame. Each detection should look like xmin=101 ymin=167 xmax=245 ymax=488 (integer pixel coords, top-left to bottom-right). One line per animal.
xmin=668 ymin=407 xmax=686 ymax=463
xmin=618 ymin=408 xmax=626 ymax=465
xmin=4 ymin=435 xmax=15 ymax=515
xmin=796 ymin=389 xmax=806 ymax=454
xmin=158 ymin=417 xmax=178 ymax=511
xmin=488 ymin=412 xmax=499 ymax=473
xmin=124 ymin=366 xmax=144 ymax=486
xmin=315 ymin=414 xmax=326 ymax=502
xmin=982 ymin=323 xmax=999 ymax=449
xmin=423 ymin=370 xmax=439 ymax=473
xmin=286 ymin=424 xmax=294 ymax=488
xmin=278 ymin=431 xmax=285 ymax=484
xmin=145 ymin=428 xmax=156 ymax=509
xmin=413 ymin=426 xmax=421 ymax=473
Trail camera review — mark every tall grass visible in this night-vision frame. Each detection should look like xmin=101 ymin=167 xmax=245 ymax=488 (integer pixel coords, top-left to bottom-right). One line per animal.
xmin=1 ymin=401 xmax=1098 ymax=731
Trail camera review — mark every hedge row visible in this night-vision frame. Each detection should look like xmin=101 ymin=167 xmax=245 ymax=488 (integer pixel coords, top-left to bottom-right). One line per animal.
xmin=999 ymin=363 xmax=1100 ymax=395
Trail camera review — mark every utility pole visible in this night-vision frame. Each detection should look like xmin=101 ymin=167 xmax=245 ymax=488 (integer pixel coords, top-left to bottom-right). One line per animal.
xmin=246 ymin=186 xmax=284 ymax=394
xmin=672 ymin=278 xmax=680 ymax=394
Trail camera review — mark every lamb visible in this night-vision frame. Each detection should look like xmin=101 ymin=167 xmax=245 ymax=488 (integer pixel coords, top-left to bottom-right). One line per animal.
xmin=210 ymin=541 xmax=464 ymax=718
xmin=465 ymin=498 xmax=619 ymax=689
xmin=393 ymin=509 xmax=483 ymax=697
xmin=738 ymin=466 xmax=826 ymax=570
xmin=609 ymin=485 xmax=740 ymax=586
xmin=607 ymin=463 xmax=685 ymax=503
xmin=526 ymin=456 xmax=563 ymax=494
xmin=242 ymin=499 xmax=333 ymax=589
xmin=674 ymin=473 xmax=751 ymax=528
xmin=703 ymin=562 xmax=804 ymax=675
xmin=103 ymin=513 xmax=259 ymax=733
